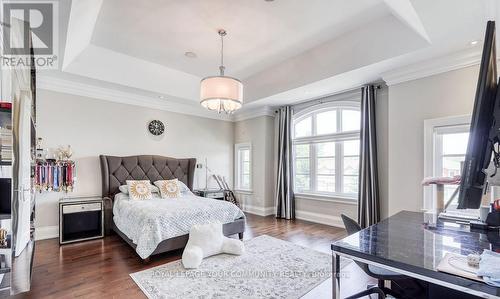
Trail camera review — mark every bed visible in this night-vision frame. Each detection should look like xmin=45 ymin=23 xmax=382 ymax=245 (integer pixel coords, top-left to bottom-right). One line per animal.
xmin=99 ymin=155 xmax=245 ymax=261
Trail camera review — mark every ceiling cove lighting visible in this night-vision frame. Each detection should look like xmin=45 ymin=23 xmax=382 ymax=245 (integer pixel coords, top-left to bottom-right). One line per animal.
xmin=200 ymin=29 xmax=243 ymax=113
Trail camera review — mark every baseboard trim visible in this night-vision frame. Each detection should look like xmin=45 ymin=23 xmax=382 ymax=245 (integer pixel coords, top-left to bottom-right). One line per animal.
xmin=295 ymin=210 xmax=345 ymax=228
xmin=36 ymin=225 xmax=59 ymax=241
xmin=242 ymin=204 xmax=275 ymax=216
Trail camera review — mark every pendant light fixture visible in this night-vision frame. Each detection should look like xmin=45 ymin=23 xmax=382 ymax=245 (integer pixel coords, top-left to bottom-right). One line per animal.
xmin=200 ymin=29 xmax=243 ymax=113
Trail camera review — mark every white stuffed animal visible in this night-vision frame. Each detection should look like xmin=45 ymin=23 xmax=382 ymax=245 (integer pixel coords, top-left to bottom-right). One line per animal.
xmin=182 ymin=222 xmax=245 ymax=269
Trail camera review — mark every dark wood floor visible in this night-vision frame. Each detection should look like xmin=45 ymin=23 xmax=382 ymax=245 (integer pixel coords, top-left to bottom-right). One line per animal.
xmin=14 ymin=213 xmax=373 ymax=298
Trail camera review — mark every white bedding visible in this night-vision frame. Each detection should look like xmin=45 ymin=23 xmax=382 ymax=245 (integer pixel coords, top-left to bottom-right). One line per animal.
xmin=113 ymin=192 xmax=245 ymax=259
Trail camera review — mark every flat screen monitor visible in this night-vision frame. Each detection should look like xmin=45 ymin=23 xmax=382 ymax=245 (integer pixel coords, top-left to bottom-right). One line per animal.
xmin=457 ymin=21 xmax=499 ymax=209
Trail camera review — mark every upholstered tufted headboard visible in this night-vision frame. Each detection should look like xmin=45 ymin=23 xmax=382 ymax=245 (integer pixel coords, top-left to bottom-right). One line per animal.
xmin=99 ymin=155 xmax=196 ymax=199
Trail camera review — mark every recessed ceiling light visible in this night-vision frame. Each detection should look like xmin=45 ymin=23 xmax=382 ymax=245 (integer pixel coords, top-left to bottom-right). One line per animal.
xmin=158 ymin=95 xmax=165 ymax=99
xmin=470 ymin=40 xmax=479 ymax=46
xmin=184 ymin=51 xmax=197 ymax=58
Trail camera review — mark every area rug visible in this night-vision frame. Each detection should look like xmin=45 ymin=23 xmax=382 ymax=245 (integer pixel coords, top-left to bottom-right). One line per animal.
xmin=130 ymin=235 xmax=348 ymax=299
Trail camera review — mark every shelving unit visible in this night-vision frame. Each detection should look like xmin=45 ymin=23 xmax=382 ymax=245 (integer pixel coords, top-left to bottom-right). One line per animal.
xmin=0 ymin=103 xmax=12 ymax=298
xmin=0 ymin=108 xmax=12 ymax=169
xmin=0 ymin=253 xmax=11 ymax=296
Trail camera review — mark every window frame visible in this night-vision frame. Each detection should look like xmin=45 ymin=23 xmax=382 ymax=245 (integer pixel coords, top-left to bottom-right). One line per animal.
xmin=292 ymin=101 xmax=361 ymax=200
xmin=234 ymin=142 xmax=252 ymax=192
xmin=433 ymin=124 xmax=470 ymax=179
xmin=423 ymin=115 xmax=480 ymax=218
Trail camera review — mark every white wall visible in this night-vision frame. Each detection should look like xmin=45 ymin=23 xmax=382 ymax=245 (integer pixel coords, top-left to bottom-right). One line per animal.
xmin=35 ymin=89 xmax=234 ymax=238
xmin=233 ymin=116 xmax=275 ymax=216
xmin=387 ymin=65 xmax=478 ymax=216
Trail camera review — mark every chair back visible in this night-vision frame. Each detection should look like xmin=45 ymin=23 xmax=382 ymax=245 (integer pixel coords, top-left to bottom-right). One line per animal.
xmin=341 ymin=214 xmax=374 ymax=276
xmin=341 ymin=214 xmax=362 ymax=236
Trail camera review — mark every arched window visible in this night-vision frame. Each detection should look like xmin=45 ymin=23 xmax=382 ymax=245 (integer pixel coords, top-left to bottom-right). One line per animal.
xmin=293 ymin=101 xmax=360 ymax=198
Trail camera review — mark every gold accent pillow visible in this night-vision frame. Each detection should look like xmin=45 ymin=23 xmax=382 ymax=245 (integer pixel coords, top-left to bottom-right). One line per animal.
xmin=154 ymin=179 xmax=181 ymax=198
xmin=126 ymin=180 xmax=153 ymax=200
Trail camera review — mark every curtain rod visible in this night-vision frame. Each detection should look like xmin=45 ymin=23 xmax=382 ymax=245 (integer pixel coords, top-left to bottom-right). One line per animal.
xmin=274 ymin=84 xmax=382 ymax=113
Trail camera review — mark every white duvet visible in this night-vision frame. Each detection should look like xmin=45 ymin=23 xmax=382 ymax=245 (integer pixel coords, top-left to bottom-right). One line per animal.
xmin=113 ymin=192 xmax=245 ymax=259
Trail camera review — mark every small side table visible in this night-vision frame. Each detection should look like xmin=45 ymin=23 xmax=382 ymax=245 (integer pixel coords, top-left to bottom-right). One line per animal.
xmin=193 ymin=189 xmax=225 ymax=200
xmin=59 ymin=197 xmax=104 ymax=244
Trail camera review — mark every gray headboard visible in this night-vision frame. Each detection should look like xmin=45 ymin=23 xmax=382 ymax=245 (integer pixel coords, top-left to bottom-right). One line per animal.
xmin=99 ymin=155 xmax=196 ymax=199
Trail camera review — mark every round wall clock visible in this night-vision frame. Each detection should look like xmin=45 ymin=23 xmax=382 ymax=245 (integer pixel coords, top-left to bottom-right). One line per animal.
xmin=148 ymin=120 xmax=165 ymax=136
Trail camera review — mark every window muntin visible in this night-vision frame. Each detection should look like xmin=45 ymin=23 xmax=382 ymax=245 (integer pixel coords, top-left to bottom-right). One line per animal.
xmin=294 ymin=116 xmax=312 ymax=138
xmin=316 ymin=142 xmax=335 ymax=192
xmin=316 ymin=110 xmax=337 ymax=135
xmin=293 ymin=102 xmax=360 ymax=198
xmin=343 ymin=140 xmax=360 ymax=194
xmin=342 ymin=109 xmax=361 ymax=132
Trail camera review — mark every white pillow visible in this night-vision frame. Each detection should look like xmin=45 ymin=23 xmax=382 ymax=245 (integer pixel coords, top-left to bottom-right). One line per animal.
xmin=119 ymin=184 xmax=159 ymax=194
xmin=126 ymin=180 xmax=153 ymax=200
xmin=182 ymin=222 xmax=244 ymax=269
xmin=154 ymin=179 xmax=181 ymax=198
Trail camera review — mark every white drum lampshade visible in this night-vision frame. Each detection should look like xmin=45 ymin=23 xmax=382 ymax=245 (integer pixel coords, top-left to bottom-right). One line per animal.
xmin=200 ymin=29 xmax=243 ymax=113
xmin=200 ymin=76 xmax=243 ymax=112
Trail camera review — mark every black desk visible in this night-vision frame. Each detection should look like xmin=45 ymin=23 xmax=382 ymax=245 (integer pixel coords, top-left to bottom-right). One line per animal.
xmin=331 ymin=211 xmax=500 ymax=299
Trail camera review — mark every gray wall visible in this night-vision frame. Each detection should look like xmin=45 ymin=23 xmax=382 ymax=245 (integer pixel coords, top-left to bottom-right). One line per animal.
xmin=36 ymin=89 xmax=234 ymax=237
xmin=233 ymin=116 xmax=275 ymax=215
xmin=35 ymin=64 xmax=480 ymax=238
xmin=386 ymin=65 xmax=478 ymax=216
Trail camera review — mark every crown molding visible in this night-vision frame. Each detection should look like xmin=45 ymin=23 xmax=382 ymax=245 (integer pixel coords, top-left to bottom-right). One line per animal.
xmin=232 ymin=106 xmax=276 ymax=122
xmin=37 ymin=76 xmax=233 ymax=121
xmin=382 ymin=48 xmax=482 ymax=86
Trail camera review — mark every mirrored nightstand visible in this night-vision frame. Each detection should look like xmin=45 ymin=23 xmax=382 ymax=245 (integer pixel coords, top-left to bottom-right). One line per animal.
xmin=59 ymin=197 xmax=104 ymax=245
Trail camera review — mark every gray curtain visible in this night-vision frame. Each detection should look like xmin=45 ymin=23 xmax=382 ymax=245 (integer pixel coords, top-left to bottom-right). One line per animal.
xmin=276 ymin=106 xmax=295 ymax=220
xmin=358 ymin=85 xmax=380 ymax=228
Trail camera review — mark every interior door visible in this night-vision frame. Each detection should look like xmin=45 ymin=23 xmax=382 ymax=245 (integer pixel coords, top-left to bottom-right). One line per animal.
xmin=12 ymin=90 xmax=31 ymax=257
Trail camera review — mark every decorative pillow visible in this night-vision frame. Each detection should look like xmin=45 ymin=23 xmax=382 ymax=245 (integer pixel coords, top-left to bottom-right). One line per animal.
xmin=154 ymin=179 xmax=181 ymax=198
xmin=126 ymin=180 xmax=153 ymax=200
xmin=182 ymin=222 xmax=244 ymax=269
xmin=119 ymin=184 xmax=159 ymax=194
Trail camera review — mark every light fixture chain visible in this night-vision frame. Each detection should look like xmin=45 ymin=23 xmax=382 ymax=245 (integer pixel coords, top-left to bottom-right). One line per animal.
xmin=219 ymin=29 xmax=225 ymax=76
xmin=221 ymin=32 xmax=224 ymax=68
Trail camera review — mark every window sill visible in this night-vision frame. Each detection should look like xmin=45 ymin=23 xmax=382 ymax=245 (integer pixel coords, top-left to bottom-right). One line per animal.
xmin=295 ymin=192 xmax=358 ymax=205
xmin=234 ymin=189 xmax=253 ymax=195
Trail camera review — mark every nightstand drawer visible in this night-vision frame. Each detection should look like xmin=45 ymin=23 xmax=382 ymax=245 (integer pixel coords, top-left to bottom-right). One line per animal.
xmin=62 ymin=203 xmax=102 ymax=214
xmin=206 ymin=192 xmax=224 ymax=198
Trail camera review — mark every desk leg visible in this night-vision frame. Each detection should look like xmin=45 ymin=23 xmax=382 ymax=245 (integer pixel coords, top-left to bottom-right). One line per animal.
xmin=332 ymin=252 xmax=340 ymax=299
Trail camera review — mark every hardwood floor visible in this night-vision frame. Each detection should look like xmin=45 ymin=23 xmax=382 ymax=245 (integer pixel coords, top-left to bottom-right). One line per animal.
xmin=14 ymin=213 xmax=373 ymax=298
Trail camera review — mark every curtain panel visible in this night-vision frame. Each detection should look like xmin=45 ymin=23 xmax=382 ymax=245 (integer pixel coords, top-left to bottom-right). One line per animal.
xmin=275 ymin=106 xmax=295 ymax=220
xmin=358 ymin=85 xmax=380 ymax=228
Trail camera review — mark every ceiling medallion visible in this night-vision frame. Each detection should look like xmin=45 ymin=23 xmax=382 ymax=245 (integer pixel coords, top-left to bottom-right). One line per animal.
xmin=200 ymin=29 xmax=243 ymax=114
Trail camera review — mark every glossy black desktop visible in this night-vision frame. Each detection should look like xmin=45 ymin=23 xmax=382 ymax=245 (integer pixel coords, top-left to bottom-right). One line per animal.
xmin=332 ymin=211 xmax=500 ymax=298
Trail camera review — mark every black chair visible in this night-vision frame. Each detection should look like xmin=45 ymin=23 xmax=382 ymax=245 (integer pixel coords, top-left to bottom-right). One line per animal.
xmin=341 ymin=214 xmax=407 ymax=299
